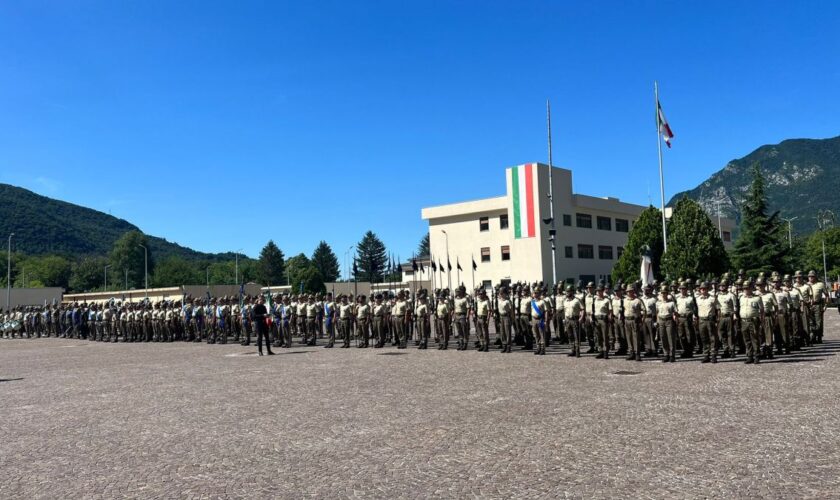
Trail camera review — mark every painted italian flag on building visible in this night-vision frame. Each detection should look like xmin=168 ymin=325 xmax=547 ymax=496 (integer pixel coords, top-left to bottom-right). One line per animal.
xmin=510 ymin=163 xmax=537 ymax=239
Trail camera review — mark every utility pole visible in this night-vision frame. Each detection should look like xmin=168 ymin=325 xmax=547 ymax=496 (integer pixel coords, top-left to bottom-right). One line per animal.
xmin=441 ymin=230 xmax=451 ymax=290
xmin=5 ymin=233 xmax=11 ymax=310
xmin=138 ymin=244 xmax=148 ymax=299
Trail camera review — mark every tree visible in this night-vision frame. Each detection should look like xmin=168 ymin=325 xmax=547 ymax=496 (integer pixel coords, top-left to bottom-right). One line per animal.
xmin=802 ymin=227 xmax=840 ymax=279
xmin=732 ymin=164 xmax=788 ymax=275
xmin=110 ymin=231 xmax=153 ymax=289
xmin=311 ymin=241 xmax=340 ymax=283
xmin=662 ymin=197 xmax=729 ymax=279
xmin=69 ymin=256 xmax=109 ymax=292
xmin=611 ymin=206 xmax=665 ymax=284
xmin=285 ymin=253 xmax=325 ymax=293
xmin=152 ymin=256 xmax=202 ymax=287
xmin=13 ymin=254 xmax=72 ymax=289
xmin=354 ymin=231 xmax=388 ymax=283
xmin=257 ymin=240 xmax=285 ymax=285
xmin=417 ymin=233 xmax=430 ymax=257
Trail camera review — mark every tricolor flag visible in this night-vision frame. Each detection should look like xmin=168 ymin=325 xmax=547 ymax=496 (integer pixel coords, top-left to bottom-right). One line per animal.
xmin=509 ymin=163 xmax=537 ymax=239
xmin=657 ymin=100 xmax=674 ymax=148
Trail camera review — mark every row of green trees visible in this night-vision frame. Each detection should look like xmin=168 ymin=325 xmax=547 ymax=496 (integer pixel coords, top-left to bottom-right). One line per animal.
xmin=613 ymin=164 xmax=837 ymax=283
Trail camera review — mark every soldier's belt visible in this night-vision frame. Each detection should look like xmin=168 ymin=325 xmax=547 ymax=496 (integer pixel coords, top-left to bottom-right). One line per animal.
xmin=594 ymin=315 xmax=607 ymax=320
xmin=657 ymin=316 xmax=673 ymax=320
xmin=698 ymin=317 xmax=713 ymax=321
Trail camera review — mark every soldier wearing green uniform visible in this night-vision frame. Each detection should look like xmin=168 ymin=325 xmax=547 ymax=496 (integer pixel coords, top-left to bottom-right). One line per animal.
xmin=695 ymin=282 xmax=719 ymax=363
xmin=562 ymin=284 xmax=585 ymax=357
xmin=474 ymin=289 xmax=491 ymax=352
xmin=656 ymin=284 xmax=678 ymax=363
xmin=739 ymin=281 xmax=764 ymax=364
xmin=808 ymin=270 xmax=828 ymax=343
xmin=592 ymin=284 xmax=612 ymax=360
xmin=623 ymin=284 xmax=644 ymax=361
xmin=496 ymin=287 xmax=514 ymax=353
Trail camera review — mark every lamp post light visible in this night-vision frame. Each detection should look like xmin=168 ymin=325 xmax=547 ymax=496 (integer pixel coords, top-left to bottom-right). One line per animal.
xmin=782 ymin=216 xmax=798 ymax=249
xmin=816 ymin=210 xmax=835 ymax=285
xmin=344 ymin=245 xmax=354 ymax=282
xmin=235 ymin=248 xmax=244 ymax=285
xmin=104 ymin=264 xmax=111 ymax=293
xmin=138 ymin=244 xmax=148 ymax=299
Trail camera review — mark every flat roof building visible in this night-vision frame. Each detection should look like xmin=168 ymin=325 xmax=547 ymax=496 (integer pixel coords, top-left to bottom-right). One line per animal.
xmin=421 ymin=163 xmax=735 ymax=288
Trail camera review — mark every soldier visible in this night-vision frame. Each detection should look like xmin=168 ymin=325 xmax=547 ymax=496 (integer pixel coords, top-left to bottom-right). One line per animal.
xmin=453 ymin=286 xmax=470 ymax=350
xmin=740 ymin=281 xmax=764 ymax=364
xmin=436 ymin=290 xmax=451 ymax=350
xmin=337 ymin=295 xmax=352 ymax=348
xmin=641 ymin=284 xmax=658 ymax=357
xmin=757 ymin=278 xmax=778 ymax=359
xmin=252 ymin=296 xmax=274 ymax=356
xmin=495 ymin=286 xmax=514 ymax=353
xmin=786 ymin=275 xmax=804 ymax=350
xmin=474 ymin=288 xmax=491 ymax=352
xmin=518 ymin=286 xmax=533 ymax=350
xmin=553 ymin=284 xmax=565 ymax=343
xmin=695 ymin=282 xmax=719 ymax=363
xmin=717 ymin=281 xmax=737 ymax=359
xmin=281 ymin=295 xmax=293 ymax=348
xmin=323 ymin=293 xmax=337 ymax=348
xmin=583 ymin=282 xmax=597 ymax=354
xmin=623 ymin=284 xmax=645 ymax=361
xmin=675 ymin=282 xmax=697 ymax=358
xmin=592 ymin=284 xmax=612 ymax=359
xmin=415 ymin=291 xmax=431 ymax=349
xmin=794 ymin=271 xmax=813 ymax=347
xmin=773 ymin=277 xmax=792 ymax=354
xmin=355 ymin=295 xmax=371 ymax=348
xmin=372 ymin=294 xmax=387 ymax=348
xmin=394 ymin=291 xmax=410 ymax=349
xmin=529 ymin=287 xmax=549 ymax=355
xmin=656 ymin=284 xmax=678 ymax=362
xmin=808 ymin=270 xmax=828 ymax=344
xmin=562 ymin=284 xmax=585 ymax=357
xmin=611 ymin=285 xmax=627 ymax=355
xmin=306 ymin=295 xmax=320 ymax=346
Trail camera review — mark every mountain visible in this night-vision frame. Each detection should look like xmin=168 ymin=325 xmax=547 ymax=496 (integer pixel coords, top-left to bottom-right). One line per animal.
xmin=668 ymin=135 xmax=840 ymax=235
xmin=0 ymin=183 xmax=234 ymax=261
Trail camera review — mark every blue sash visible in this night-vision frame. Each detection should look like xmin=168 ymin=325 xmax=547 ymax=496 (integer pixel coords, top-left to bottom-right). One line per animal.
xmin=531 ymin=299 xmax=545 ymax=328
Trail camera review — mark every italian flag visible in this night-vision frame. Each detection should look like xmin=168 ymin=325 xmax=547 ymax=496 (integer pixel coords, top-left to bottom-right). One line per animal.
xmin=510 ymin=163 xmax=536 ymax=239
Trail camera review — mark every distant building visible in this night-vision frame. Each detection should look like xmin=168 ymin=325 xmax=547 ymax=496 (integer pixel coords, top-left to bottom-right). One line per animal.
xmin=421 ymin=163 xmax=735 ymax=288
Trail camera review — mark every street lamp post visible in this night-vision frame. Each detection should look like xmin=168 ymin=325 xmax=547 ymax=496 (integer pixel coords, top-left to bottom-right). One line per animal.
xmin=816 ymin=210 xmax=835 ymax=285
xmin=124 ymin=268 xmax=129 ymax=290
xmin=5 ymin=233 xmax=11 ymax=310
xmin=235 ymin=248 xmax=243 ymax=285
xmin=138 ymin=244 xmax=148 ymax=298
xmin=782 ymin=216 xmax=798 ymax=249
xmin=344 ymin=245 xmax=354 ymax=282
xmin=104 ymin=264 xmax=111 ymax=292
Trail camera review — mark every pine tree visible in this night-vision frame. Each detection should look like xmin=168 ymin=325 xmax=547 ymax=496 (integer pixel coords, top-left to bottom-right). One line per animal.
xmin=732 ymin=163 xmax=788 ymax=275
xmin=611 ymin=206 xmax=665 ymax=284
xmin=662 ymin=197 xmax=729 ymax=279
xmin=417 ymin=233 xmax=430 ymax=257
xmin=354 ymin=231 xmax=388 ymax=283
xmin=257 ymin=240 xmax=285 ymax=285
xmin=311 ymin=241 xmax=340 ymax=282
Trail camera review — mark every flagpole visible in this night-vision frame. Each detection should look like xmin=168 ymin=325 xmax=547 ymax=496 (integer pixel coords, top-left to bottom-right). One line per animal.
xmin=547 ymin=99 xmax=558 ymax=287
xmin=655 ymin=81 xmax=668 ymax=252
xmin=471 ymin=254 xmax=475 ymax=292
xmin=456 ymin=258 xmax=461 ymax=288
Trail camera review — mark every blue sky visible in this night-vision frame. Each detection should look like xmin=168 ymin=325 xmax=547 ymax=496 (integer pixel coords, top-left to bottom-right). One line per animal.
xmin=1 ymin=1 xmax=839 ymax=274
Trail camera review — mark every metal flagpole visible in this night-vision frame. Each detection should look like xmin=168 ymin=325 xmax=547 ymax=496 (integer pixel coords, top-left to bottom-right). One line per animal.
xmin=547 ymin=99 xmax=557 ymax=287
xmin=471 ymin=255 xmax=475 ymax=292
xmin=655 ymin=81 xmax=669 ymax=252
xmin=456 ymin=258 xmax=460 ymax=288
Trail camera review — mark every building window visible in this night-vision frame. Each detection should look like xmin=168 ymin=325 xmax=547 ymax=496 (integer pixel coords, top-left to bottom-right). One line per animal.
xmin=482 ymin=280 xmax=492 ymax=290
xmin=500 ymin=214 xmax=509 ymax=230
xmin=479 ymin=217 xmax=489 ymax=232
xmin=564 ymin=246 xmax=573 ymax=258
xmin=481 ymin=247 xmax=491 ymax=262
xmin=722 ymin=231 xmax=731 ymax=242
xmin=597 ymin=216 xmax=612 ymax=231
xmin=616 ymin=218 xmax=629 ymax=232
xmin=580 ymin=274 xmax=596 ymax=285
xmin=599 ymin=245 xmax=613 ymax=260
xmin=501 ymin=245 xmax=510 ymax=261
xmin=563 ymin=214 xmax=572 ymax=226
xmin=617 ymin=246 xmax=624 ymax=258
xmin=576 ymin=213 xmax=592 ymax=229
xmin=578 ymin=244 xmax=594 ymax=259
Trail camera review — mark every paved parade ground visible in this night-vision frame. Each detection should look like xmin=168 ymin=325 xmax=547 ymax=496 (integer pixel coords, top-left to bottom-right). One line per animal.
xmin=2 ymin=317 xmax=840 ymax=499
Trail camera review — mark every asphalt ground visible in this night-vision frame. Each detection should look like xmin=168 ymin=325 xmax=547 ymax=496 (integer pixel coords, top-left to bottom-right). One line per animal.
xmin=2 ymin=314 xmax=840 ymax=499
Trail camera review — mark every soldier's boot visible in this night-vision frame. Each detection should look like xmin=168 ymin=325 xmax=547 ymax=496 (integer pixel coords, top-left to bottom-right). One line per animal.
xmin=626 ymin=352 xmax=635 ymax=361
xmin=701 ymin=355 xmax=711 ymax=364
xmin=635 ymin=352 xmax=642 ymax=361
xmin=662 ymin=355 xmax=670 ymax=363
xmin=596 ymin=351 xmax=605 ymax=359
xmin=603 ymin=350 xmax=609 ymax=360
xmin=711 ymin=353 xmax=718 ymax=363
xmin=241 ymin=334 xmax=251 ymax=347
